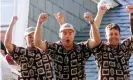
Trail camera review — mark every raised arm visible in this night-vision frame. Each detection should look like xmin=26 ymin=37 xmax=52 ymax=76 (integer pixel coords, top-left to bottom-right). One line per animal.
xmin=126 ymin=5 xmax=133 ymax=36
xmin=95 ymin=4 xmax=109 ymax=28
xmin=130 ymin=13 xmax=133 ymax=36
xmin=34 ymin=13 xmax=48 ymax=51
xmin=54 ymin=12 xmax=65 ymax=26
xmin=4 ymin=16 xmax=18 ymax=54
xmin=84 ymin=12 xmax=101 ymax=48
xmin=88 ymin=5 xmax=109 ymax=39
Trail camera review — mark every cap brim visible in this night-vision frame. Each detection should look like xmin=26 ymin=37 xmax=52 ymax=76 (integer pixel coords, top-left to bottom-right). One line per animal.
xmin=24 ymin=31 xmax=34 ymax=36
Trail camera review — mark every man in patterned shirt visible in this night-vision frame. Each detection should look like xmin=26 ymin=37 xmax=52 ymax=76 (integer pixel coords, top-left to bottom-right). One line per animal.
xmin=34 ymin=12 xmax=101 ymax=80
xmin=92 ymin=5 xmax=133 ymax=80
xmin=4 ymin=16 xmax=53 ymax=80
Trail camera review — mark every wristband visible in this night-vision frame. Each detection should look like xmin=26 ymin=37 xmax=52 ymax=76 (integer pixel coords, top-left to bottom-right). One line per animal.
xmin=89 ymin=20 xmax=94 ymax=25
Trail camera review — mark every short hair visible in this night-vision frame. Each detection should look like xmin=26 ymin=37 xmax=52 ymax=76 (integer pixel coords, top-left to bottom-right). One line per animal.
xmin=105 ymin=23 xmax=121 ymax=33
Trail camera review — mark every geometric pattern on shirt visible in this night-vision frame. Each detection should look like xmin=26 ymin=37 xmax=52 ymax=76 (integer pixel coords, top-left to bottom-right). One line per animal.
xmin=46 ymin=41 xmax=91 ymax=80
xmin=93 ymin=38 xmax=133 ymax=80
xmin=10 ymin=44 xmax=53 ymax=80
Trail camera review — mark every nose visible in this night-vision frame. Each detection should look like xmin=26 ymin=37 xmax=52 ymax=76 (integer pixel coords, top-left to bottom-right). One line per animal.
xmin=66 ymin=34 xmax=70 ymax=38
xmin=111 ymin=34 xmax=115 ymax=38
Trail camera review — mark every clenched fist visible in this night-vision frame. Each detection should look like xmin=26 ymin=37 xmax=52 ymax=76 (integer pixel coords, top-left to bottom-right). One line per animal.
xmin=84 ymin=12 xmax=94 ymax=23
xmin=38 ymin=13 xmax=48 ymax=24
xmin=126 ymin=5 xmax=133 ymax=13
xmin=11 ymin=16 xmax=18 ymax=25
xmin=54 ymin=12 xmax=64 ymax=26
xmin=98 ymin=4 xmax=110 ymax=15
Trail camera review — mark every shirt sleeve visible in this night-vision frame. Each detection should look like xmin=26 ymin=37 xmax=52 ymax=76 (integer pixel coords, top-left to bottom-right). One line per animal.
xmin=78 ymin=40 xmax=92 ymax=61
xmin=45 ymin=41 xmax=58 ymax=58
xmin=122 ymin=37 xmax=133 ymax=55
xmin=9 ymin=44 xmax=26 ymax=64
xmin=92 ymin=41 xmax=104 ymax=60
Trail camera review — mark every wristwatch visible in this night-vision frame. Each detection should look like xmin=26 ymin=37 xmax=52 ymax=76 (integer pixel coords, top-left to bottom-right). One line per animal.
xmin=89 ymin=20 xmax=94 ymax=25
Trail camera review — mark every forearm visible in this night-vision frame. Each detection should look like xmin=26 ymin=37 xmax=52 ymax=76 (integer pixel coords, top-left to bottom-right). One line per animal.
xmin=59 ymin=21 xmax=64 ymax=26
xmin=90 ymin=11 xmax=103 ymax=41
xmin=130 ymin=13 xmax=133 ymax=35
xmin=94 ymin=11 xmax=104 ymax=28
xmin=91 ymin=22 xmax=101 ymax=43
xmin=34 ymin=22 xmax=43 ymax=48
xmin=88 ymin=21 xmax=101 ymax=48
xmin=90 ymin=12 xmax=102 ymax=39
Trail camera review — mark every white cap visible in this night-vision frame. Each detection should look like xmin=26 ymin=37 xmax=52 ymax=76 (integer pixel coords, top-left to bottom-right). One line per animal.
xmin=59 ymin=23 xmax=75 ymax=32
xmin=24 ymin=27 xmax=35 ymax=36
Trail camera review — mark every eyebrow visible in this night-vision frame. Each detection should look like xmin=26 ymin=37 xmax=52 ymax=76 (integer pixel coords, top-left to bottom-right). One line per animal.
xmin=27 ymin=34 xmax=32 ymax=37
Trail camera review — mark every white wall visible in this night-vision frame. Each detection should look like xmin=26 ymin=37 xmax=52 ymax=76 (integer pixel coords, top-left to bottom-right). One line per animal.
xmin=0 ymin=0 xmax=30 ymax=47
xmin=0 ymin=0 xmax=15 ymax=26
xmin=13 ymin=0 xmax=30 ymax=47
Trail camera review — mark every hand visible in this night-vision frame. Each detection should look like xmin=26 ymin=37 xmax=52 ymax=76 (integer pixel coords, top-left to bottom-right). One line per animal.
xmin=126 ymin=5 xmax=133 ymax=13
xmin=38 ymin=13 xmax=48 ymax=24
xmin=98 ymin=4 xmax=110 ymax=15
xmin=11 ymin=16 xmax=18 ymax=25
xmin=54 ymin=12 xmax=64 ymax=25
xmin=84 ymin=12 xmax=94 ymax=23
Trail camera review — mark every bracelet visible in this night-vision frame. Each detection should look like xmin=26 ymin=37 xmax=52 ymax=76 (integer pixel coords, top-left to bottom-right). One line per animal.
xmin=89 ymin=20 xmax=94 ymax=25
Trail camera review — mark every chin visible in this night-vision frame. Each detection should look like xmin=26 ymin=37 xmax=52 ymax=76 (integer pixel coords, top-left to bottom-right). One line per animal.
xmin=65 ymin=43 xmax=71 ymax=47
xmin=110 ymin=42 xmax=118 ymax=45
xmin=31 ymin=45 xmax=35 ymax=48
xmin=111 ymin=44 xmax=118 ymax=48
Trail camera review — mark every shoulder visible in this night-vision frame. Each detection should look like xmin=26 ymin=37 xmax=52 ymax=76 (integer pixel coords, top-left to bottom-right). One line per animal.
xmin=121 ymin=37 xmax=133 ymax=44
xmin=11 ymin=44 xmax=26 ymax=54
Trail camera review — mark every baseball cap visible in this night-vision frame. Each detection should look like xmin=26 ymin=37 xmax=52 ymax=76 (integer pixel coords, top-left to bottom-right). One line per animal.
xmin=24 ymin=27 xmax=35 ymax=36
xmin=59 ymin=23 xmax=75 ymax=32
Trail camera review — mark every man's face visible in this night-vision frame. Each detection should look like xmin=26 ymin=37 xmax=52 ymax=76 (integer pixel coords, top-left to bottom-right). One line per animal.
xmin=106 ymin=29 xmax=120 ymax=48
xmin=25 ymin=32 xmax=35 ymax=47
xmin=60 ymin=29 xmax=74 ymax=47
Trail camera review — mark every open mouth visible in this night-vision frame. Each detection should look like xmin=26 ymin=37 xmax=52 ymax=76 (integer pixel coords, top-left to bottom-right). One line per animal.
xmin=66 ymin=39 xmax=70 ymax=43
xmin=31 ymin=41 xmax=34 ymax=45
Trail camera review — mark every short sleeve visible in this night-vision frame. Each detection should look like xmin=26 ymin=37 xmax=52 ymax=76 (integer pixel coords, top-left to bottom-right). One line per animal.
xmin=9 ymin=44 xmax=26 ymax=64
xmin=122 ymin=37 xmax=133 ymax=55
xmin=45 ymin=41 xmax=58 ymax=57
xmin=92 ymin=42 xmax=104 ymax=60
xmin=78 ymin=41 xmax=92 ymax=61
